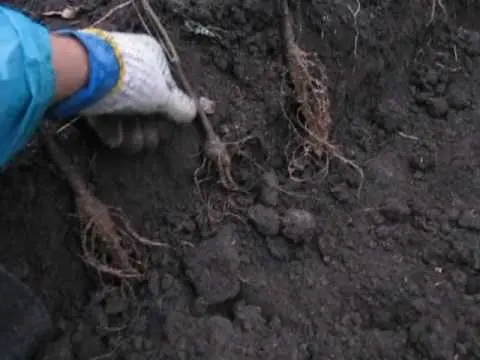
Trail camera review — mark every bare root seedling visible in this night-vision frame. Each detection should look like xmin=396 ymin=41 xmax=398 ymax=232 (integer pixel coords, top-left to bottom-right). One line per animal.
xmin=136 ymin=0 xmax=244 ymax=191
xmin=280 ymin=0 xmax=363 ymax=193
xmin=43 ymin=129 xmax=168 ymax=281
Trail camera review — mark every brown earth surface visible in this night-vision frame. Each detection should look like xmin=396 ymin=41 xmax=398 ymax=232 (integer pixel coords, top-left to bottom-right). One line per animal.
xmin=1 ymin=0 xmax=480 ymax=359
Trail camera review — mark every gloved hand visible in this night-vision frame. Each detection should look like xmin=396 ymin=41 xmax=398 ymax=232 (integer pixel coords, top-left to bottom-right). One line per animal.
xmin=50 ymin=29 xmax=198 ymax=153
xmin=0 ymin=5 xmax=200 ymax=167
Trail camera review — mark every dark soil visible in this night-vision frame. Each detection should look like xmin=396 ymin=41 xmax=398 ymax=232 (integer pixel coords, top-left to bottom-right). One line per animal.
xmin=1 ymin=0 xmax=480 ymax=359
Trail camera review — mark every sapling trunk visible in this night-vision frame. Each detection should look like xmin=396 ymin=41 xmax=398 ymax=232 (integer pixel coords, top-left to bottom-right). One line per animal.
xmin=279 ymin=0 xmax=364 ymax=190
xmin=43 ymin=131 xmax=166 ymax=280
xmin=138 ymin=0 xmax=238 ymax=190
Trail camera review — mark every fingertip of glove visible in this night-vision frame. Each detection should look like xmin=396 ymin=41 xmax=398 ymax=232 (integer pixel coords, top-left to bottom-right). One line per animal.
xmin=165 ymin=89 xmax=198 ymax=124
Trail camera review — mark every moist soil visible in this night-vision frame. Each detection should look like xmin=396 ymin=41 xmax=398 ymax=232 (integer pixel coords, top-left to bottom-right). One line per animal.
xmin=1 ymin=0 xmax=480 ymax=359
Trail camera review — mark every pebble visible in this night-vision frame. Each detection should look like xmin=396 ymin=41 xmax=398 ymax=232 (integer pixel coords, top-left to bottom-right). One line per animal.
xmin=414 ymin=91 xmax=429 ymax=105
xmin=426 ymin=97 xmax=449 ymax=117
xmin=248 ymin=204 xmax=280 ymax=236
xmin=265 ymin=236 xmax=290 ymax=261
xmin=424 ymin=68 xmax=439 ymax=85
xmin=259 ymin=170 xmax=279 ymax=206
xmin=281 ymin=209 xmax=317 ymax=243
xmin=409 ymin=150 xmax=435 ymax=172
xmin=457 ymin=210 xmax=480 ymax=231
xmin=191 ymin=297 xmax=209 ymax=317
xmin=104 ymin=293 xmax=129 ymax=315
xmin=206 ymin=315 xmax=235 ymax=348
xmin=234 ymin=302 xmax=265 ymax=331
xmin=374 ymin=97 xmax=406 ymax=132
xmin=447 ymin=84 xmax=470 ymax=109
xmin=447 ymin=207 xmax=461 ymax=222
xmin=329 ymin=183 xmax=352 ymax=204
xmin=381 ymin=198 xmax=411 ymax=222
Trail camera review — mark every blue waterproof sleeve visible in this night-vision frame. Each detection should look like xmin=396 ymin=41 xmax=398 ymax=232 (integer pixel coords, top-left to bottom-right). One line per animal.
xmin=0 ymin=6 xmax=55 ymax=168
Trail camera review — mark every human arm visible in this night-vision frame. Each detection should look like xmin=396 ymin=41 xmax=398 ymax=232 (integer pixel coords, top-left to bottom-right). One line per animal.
xmin=0 ymin=5 xmax=197 ymax=168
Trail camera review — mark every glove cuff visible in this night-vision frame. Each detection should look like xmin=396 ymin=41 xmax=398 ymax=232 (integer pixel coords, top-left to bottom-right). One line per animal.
xmin=48 ymin=28 xmax=123 ymax=120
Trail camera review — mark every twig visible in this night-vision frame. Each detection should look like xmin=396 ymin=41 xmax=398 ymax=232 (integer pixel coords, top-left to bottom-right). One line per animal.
xmin=397 ymin=131 xmax=419 ymax=141
xmin=56 ymin=116 xmax=80 ymax=134
xmin=91 ymin=0 xmax=133 ymax=27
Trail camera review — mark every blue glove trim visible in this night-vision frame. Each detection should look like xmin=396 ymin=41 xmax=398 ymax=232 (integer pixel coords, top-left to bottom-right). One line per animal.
xmin=0 ymin=6 xmax=55 ymax=168
xmin=48 ymin=29 xmax=121 ymax=120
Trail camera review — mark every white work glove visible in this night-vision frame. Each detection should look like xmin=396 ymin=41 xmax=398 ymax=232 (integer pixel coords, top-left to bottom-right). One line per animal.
xmin=81 ymin=31 xmax=196 ymax=121
xmin=52 ymin=29 xmax=199 ymax=153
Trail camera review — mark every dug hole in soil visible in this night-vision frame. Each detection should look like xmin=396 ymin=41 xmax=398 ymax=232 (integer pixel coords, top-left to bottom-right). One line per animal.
xmin=1 ymin=0 xmax=480 ymax=359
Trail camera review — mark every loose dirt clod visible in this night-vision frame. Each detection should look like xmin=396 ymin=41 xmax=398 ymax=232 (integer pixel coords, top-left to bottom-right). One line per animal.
xmin=43 ymin=129 xmax=167 ymax=281
xmin=136 ymin=0 xmax=240 ymax=191
xmin=280 ymin=0 xmax=363 ymax=191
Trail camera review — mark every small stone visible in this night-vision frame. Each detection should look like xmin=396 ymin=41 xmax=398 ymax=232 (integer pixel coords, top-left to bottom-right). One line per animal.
xmin=414 ymin=92 xmax=429 ymax=105
xmin=426 ymin=97 xmax=449 ymax=117
xmin=409 ymin=150 xmax=435 ymax=172
xmin=465 ymin=274 xmax=480 ymax=295
xmin=234 ymin=302 xmax=265 ymax=331
xmin=206 ymin=316 xmax=235 ymax=348
xmin=374 ymin=97 xmax=406 ymax=132
xmin=449 ymin=269 xmax=466 ymax=287
xmin=259 ymin=170 xmax=279 ymax=206
xmin=329 ymin=183 xmax=351 ymax=204
xmin=265 ymin=236 xmax=290 ymax=261
xmin=381 ymin=198 xmax=411 ymax=222
xmin=269 ymin=316 xmax=282 ymax=330
xmin=199 ymin=96 xmax=216 ymax=115
xmin=248 ymin=204 xmax=280 ymax=236
xmin=424 ymin=68 xmax=439 ymax=85
xmin=447 ymin=83 xmax=470 ymax=110
xmin=281 ymin=209 xmax=317 ymax=243
xmin=435 ymin=82 xmax=446 ymax=95
xmin=191 ymin=297 xmax=209 ymax=317
xmin=447 ymin=208 xmax=461 ymax=222
xmin=457 ymin=210 xmax=480 ymax=231
xmin=104 ymin=293 xmax=128 ymax=315
xmin=61 ymin=6 xmax=79 ymax=20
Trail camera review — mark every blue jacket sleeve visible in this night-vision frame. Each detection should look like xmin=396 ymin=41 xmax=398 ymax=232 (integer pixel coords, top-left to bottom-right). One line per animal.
xmin=0 ymin=6 xmax=55 ymax=168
